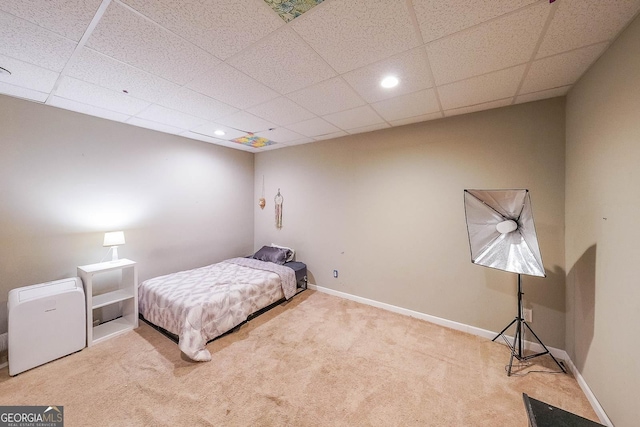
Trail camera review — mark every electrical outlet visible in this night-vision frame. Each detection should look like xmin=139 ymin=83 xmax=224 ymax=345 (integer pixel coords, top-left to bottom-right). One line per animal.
xmin=333 ymin=270 xmax=338 ymax=278
xmin=523 ymin=308 xmax=533 ymax=323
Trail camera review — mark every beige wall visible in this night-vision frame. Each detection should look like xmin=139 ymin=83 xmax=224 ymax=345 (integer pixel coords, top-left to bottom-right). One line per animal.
xmin=0 ymin=95 xmax=254 ymax=331
xmin=255 ymin=98 xmax=566 ymax=348
xmin=566 ymin=14 xmax=640 ymax=427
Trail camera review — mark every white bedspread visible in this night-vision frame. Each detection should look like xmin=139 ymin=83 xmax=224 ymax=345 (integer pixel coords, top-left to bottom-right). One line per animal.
xmin=138 ymin=257 xmax=297 ymax=361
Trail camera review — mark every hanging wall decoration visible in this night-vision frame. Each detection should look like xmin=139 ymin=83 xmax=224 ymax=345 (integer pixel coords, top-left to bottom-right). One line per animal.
xmin=275 ymin=189 xmax=284 ymax=229
xmin=259 ymin=175 xmax=266 ymax=209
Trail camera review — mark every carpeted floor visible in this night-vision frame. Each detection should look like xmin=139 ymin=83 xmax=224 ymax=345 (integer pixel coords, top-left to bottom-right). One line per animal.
xmin=0 ymin=291 xmax=598 ymax=426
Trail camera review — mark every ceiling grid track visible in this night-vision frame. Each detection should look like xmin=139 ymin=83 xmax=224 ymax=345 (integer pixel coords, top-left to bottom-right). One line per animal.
xmin=45 ymin=0 xmax=113 ymax=105
xmin=404 ymin=0 xmax=444 ymax=119
xmin=511 ymin=0 xmax=559 ymax=104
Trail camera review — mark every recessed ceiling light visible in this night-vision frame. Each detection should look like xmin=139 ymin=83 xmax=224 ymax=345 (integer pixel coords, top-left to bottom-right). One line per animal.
xmin=0 ymin=66 xmax=11 ymax=76
xmin=380 ymin=76 xmax=399 ymax=88
xmin=214 ymin=130 xmax=225 ymax=136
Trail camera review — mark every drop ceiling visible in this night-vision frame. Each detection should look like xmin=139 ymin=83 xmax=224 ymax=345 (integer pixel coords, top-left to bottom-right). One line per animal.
xmin=1 ymin=0 xmax=639 ymax=152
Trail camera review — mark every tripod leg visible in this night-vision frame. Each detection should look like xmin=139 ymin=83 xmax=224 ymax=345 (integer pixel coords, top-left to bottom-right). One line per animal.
xmin=522 ymin=321 xmax=566 ymax=373
xmin=516 ymin=317 xmax=524 ymax=359
xmin=507 ymin=319 xmax=522 ymax=376
xmin=507 ymin=343 xmax=516 ymax=376
xmin=492 ymin=317 xmax=518 ymax=342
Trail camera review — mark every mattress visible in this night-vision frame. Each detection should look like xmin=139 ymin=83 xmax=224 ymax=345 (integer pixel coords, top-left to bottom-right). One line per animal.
xmin=138 ymin=257 xmax=296 ymax=361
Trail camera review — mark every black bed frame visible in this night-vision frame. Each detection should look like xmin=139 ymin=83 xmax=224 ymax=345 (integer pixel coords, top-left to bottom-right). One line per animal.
xmin=140 ymin=262 xmax=308 ymax=345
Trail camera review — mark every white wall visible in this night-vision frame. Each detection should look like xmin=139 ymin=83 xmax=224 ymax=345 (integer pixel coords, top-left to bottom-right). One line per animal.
xmin=255 ymin=98 xmax=566 ymax=348
xmin=565 ymin=14 xmax=640 ymax=427
xmin=0 ymin=95 xmax=255 ymax=311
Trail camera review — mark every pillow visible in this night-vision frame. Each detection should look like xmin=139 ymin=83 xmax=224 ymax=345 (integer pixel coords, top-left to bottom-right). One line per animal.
xmin=270 ymin=243 xmax=295 ymax=262
xmin=252 ymin=246 xmax=290 ymax=265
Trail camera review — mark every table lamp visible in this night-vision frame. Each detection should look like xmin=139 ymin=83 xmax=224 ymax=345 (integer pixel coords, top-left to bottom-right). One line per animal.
xmin=103 ymin=231 xmax=125 ymax=262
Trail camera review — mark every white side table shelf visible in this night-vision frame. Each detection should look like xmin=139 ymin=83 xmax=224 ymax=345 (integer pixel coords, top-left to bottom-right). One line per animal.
xmin=77 ymin=259 xmax=138 ymax=346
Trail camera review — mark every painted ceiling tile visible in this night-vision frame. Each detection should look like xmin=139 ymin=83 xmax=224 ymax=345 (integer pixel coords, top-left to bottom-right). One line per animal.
xmin=264 ymin=0 xmax=324 ymax=23
xmin=232 ymin=135 xmax=277 ymax=148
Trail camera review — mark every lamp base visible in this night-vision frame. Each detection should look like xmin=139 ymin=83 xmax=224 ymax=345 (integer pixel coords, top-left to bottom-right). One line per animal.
xmin=492 ymin=274 xmax=566 ymax=376
xmin=110 ymin=246 xmax=119 ymax=262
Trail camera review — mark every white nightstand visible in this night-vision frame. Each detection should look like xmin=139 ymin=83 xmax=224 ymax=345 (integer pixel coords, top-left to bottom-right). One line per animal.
xmin=77 ymin=259 xmax=138 ymax=346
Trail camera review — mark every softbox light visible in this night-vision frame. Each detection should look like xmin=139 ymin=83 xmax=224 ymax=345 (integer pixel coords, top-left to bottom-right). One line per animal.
xmin=464 ymin=189 xmax=544 ymax=277
xmin=463 ymin=189 xmax=565 ymax=376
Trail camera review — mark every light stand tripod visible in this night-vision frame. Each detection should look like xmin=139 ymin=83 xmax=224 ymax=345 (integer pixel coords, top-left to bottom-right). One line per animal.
xmin=492 ymin=274 xmax=566 ymax=376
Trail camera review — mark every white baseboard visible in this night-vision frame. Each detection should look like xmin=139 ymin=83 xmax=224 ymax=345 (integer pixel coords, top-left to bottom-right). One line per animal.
xmin=562 ymin=357 xmax=613 ymax=426
xmin=307 ymin=284 xmax=612 ymax=426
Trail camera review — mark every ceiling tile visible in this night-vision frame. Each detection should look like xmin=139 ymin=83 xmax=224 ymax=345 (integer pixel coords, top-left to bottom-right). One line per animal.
xmin=216 ymin=111 xmax=277 ymax=134
xmin=313 ymin=130 xmax=348 ymax=141
xmin=0 ymin=54 xmax=59 ymax=93
xmin=187 ymin=62 xmax=279 ymax=109
xmin=255 ymin=127 xmax=305 ymax=144
xmin=323 ymin=105 xmax=385 ymax=130
xmin=347 ymin=122 xmax=390 ymax=135
xmin=0 ymin=0 xmax=102 ymax=41
xmin=515 ymin=85 xmax=571 ymax=105
xmin=444 ymin=98 xmax=512 ymax=117
xmin=229 ymin=143 xmax=260 ymax=153
xmin=228 ymin=143 xmax=258 ymax=153
xmin=67 ymin=48 xmax=180 ymax=103
xmin=286 ymin=117 xmax=342 ymax=138
xmin=291 ymin=0 xmax=421 ymax=73
xmin=342 ymin=47 xmax=433 ymax=103
xmin=180 ymin=131 xmax=227 ymax=146
xmin=121 ymin=0 xmax=283 ymax=60
xmin=537 ymin=0 xmax=640 ymax=58
xmin=190 ymin=122 xmax=248 ymax=141
xmin=49 ymin=96 xmax=130 ymax=122
xmin=287 ymin=77 xmax=366 ymax=116
xmin=371 ymin=89 xmax=440 ymax=122
xmin=55 ymin=77 xmax=151 ymax=116
xmin=184 ymin=131 xmax=256 ymax=151
xmin=412 ymin=0 xmax=538 ymax=43
xmin=255 ymin=143 xmax=284 ymax=152
xmin=245 ymin=97 xmax=315 ymax=126
xmin=134 ymin=104 xmax=206 ymax=130
xmin=438 ymin=65 xmax=525 ymax=110
xmin=390 ymin=111 xmax=443 ymax=126
xmin=0 ymin=11 xmax=77 ymax=72
xmin=0 ymin=82 xmax=48 ymax=103
xmin=86 ymin=2 xmax=220 ymax=85
xmin=283 ymin=137 xmax=314 ymax=146
xmin=228 ymin=142 xmax=258 ymax=153
xmin=126 ymin=116 xmax=185 ymax=135
xmin=155 ymin=87 xmax=238 ymax=121
xmin=427 ymin=2 xmax=549 ymax=85
xmin=227 ymin=28 xmax=336 ymax=94
xmin=521 ymin=43 xmax=607 ymax=94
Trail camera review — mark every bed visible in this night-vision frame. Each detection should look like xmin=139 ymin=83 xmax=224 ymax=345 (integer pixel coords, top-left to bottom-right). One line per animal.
xmin=138 ymin=246 xmax=306 ymax=361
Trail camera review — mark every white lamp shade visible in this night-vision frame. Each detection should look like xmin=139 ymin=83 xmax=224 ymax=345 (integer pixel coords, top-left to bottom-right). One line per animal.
xmin=103 ymin=231 xmax=125 ymax=247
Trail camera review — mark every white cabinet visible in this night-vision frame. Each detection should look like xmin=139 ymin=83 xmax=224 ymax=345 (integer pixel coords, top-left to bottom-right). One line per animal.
xmin=77 ymin=259 xmax=138 ymax=346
